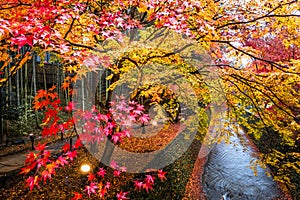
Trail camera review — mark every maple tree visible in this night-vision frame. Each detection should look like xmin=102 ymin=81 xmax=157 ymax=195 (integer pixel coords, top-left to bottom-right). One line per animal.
xmin=0 ymin=0 xmax=300 ymax=198
xmin=19 ymin=85 xmax=171 ymax=198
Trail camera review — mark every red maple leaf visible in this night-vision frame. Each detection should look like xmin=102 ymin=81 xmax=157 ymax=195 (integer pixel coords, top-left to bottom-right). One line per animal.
xmin=46 ymin=162 xmax=58 ymax=174
xmin=26 ymin=176 xmax=40 ymax=191
xmin=113 ymin=170 xmax=121 ymax=177
xmin=145 ymin=175 xmax=155 ymax=184
xmin=139 ymin=114 xmax=150 ymax=124
xmin=157 ymin=169 xmax=167 ymax=181
xmin=110 ymin=160 xmax=119 ymax=169
xmin=116 ymin=191 xmax=130 ymax=200
xmin=20 ymin=160 xmax=37 ymax=175
xmin=33 ymin=100 xmax=43 ymax=110
xmin=88 ymin=173 xmax=96 ymax=182
xmin=73 ymin=137 xmax=83 ymax=149
xmin=133 ymin=180 xmax=143 ymax=191
xmin=20 ymin=165 xmax=33 ymax=175
xmin=25 ymin=152 xmax=37 ymax=164
xmin=143 ymin=182 xmax=154 ymax=193
xmin=35 ymin=142 xmax=47 ymax=151
xmin=98 ymin=188 xmax=107 ymax=198
xmin=85 ymin=182 xmax=98 ymax=198
xmin=36 ymin=156 xmax=50 ymax=171
xmin=41 ymin=170 xmax=52 ymax=183
xmin=34 ymin=89 xmax=48 ymax=101
xmin=56 ymin=156 xmax=69 ymax=167
xmin=105 ymin=182 xmax=111 ymax=189
xmin=62 ymin=143 xmax=70 ymax=152
xmin=65 ymin=101 xmax=75 ymax=112
xmin=61 ymin=81 xmax=70 ymax=90
xmin=71 ymin=192 xmax=82 ymax=200
xmin=96 ymin=168 xmax=106 ymax=178
xmin=67 ymin=150 xmax=77 ymax=161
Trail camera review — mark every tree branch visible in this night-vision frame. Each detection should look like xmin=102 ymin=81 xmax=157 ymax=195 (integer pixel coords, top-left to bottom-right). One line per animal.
xmin=229 ymin=73 xmax=295 ymax=118
xmin=227 ymin=79 xmax=272 ymax=135
xmin=63 ymin=18 xmax=76 ymax=39
xmin=211 ymin=40 xmax=300 ymax=75
xmin=65 ymin=39 xmax=107 ymax=53
xmin=217 ymin=0 xmax=299 ymax=29
xmin=0 ymin=46 xmax=32 ymax=88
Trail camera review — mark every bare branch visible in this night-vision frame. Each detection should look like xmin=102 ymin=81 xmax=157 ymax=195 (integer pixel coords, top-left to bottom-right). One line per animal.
xmin=229 ymin=74 xmax=295 ymax=118
xmin=65 ymin=39 xmax=107 ymax=53
xmin=227 ymin=79 xmax=272 ymax=135
xmin=211 ymin=40 xmax=300 ymax=75
xmin=217 ymin=0 xmax=299 ymax=29
xmin=63 ymin=18 xmax=76 ymax=39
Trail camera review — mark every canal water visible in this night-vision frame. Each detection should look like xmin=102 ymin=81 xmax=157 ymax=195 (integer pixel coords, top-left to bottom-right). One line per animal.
xmin=202 ymin=128 xmax=280 ymax=200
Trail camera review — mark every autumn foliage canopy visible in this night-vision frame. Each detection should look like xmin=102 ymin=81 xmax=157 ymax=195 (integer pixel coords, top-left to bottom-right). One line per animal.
xmin=0 ymin=0 xmax=300 ymax=198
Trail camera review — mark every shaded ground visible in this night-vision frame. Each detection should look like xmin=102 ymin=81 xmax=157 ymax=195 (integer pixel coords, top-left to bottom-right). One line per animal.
xmin=1 ymin=122 xmax=294 ymax=200
xmin=0 ymin=131 xmax=74 ymax=157
xmin=0 ymin=123 xmax=204 ymax=199
xmin=183 ymin=144 xmax=208 ymax=200
xmin=0 ymin=135 xmax=76 ymax=190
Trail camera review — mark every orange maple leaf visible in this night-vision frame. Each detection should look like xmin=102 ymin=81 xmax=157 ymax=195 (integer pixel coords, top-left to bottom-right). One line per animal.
xmin=46 ymin=162 xmax=57 ymax=174
xmin=61 ymin=81 xmax=70 ymax=90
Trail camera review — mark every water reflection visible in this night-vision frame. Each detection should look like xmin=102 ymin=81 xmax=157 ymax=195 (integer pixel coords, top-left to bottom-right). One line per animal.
xmin=202 ymin=130 xmax=280 ymax=200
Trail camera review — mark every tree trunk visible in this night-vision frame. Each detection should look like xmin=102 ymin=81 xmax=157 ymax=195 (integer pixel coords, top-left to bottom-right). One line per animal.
xmin=16 ymin=70 xmax=20 ymax=108
xmin=100 ymin=139 xmax=115 ymax=165
xmin=0 ymin=115 xmax=3 ymax=144
xmin=43 ymin=66 xmax=47 ymax=91
xmin=82 ymin=79 xmax=85 ymax=111
xmin=24 ymin=61 xmax=28 ymax=124
xmin=56 ymin=64 xmax=60 ymax=98
xmin=32 ymin=53 xmax=37 ymax=95
xmin=20 ymin=66 xmax=23 ymax=107
xmin=32 ymin=54 xmax=39 ymax=128
xmin=5 ymin=62 xmax=9 ymax=145
xmin=8 ymin=62 xmax=12 ymax=106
